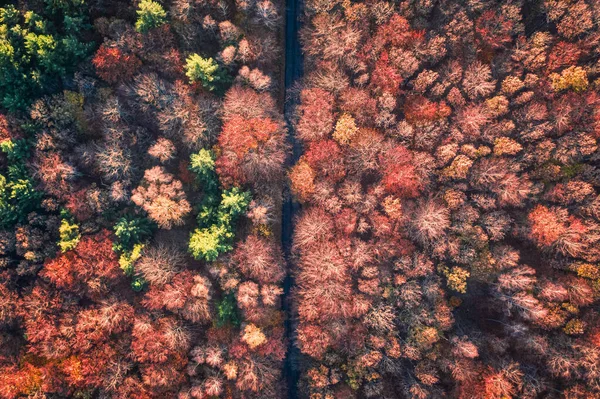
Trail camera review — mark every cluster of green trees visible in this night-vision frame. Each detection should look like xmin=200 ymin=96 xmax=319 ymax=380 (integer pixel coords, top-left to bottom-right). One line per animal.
xmin=188 ymin=149 xmax=251 ymax=261
xmin=112 ymin=216 xmax=155 ymax=291
xmin=0 ymin=139 xmax=42 ymax=228
xmin=0 ymin=3 xmax=92 ymax=111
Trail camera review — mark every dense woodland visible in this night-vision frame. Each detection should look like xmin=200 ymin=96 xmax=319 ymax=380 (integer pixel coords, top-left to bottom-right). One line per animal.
xmin=1 ymin=0 xmax=600 ymax=398
xmin=290 ymin=0 xmax=600 ymax=398
xmin=0 ymin=0 xmax=287 ymax=397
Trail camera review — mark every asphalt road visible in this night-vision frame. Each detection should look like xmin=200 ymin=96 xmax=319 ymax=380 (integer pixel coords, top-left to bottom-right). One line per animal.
xmin=282 ymin=0 xmax=303 ymax=396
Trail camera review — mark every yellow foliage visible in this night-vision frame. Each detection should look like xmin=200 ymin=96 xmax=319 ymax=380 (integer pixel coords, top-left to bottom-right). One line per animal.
xmin=332 ymin=113 xmax=358 ymax=145
xmin=485 ymin=95 xmax=509 ymax=117
xmin=501 ymin=76 xmax=524 ymax=95
xmin=494 ymin=137 xmax=523 ymax=156
xmin=574 ymin=263 xmax=599 ymax=280
xmin=443 ymin=266 xmax=470 ymax=293
xmin=550 ymin=66 xmax=589 ymax=92
xmin=289 ymin=159 xmax=315 ymax=202
xmin=442 ymin=155 xmax=473 ymax=180
xmin=564 ymin=318 xmax=585 ymax=335
xmin=242 ymin=323 xmax=266 ymax=349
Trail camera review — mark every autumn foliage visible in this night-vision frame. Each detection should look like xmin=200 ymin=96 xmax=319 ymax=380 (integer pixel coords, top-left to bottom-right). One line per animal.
xmin=291 ymin=0 xmax=600 ymax=397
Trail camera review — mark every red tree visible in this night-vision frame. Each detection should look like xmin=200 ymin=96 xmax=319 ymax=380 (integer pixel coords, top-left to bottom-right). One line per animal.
xmin=92 ymin=45 xmax=142 ymax=84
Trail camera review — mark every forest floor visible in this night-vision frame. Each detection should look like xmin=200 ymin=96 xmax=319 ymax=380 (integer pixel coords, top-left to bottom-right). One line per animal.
xmin=282 ymin=0 xmax=303 ymax=396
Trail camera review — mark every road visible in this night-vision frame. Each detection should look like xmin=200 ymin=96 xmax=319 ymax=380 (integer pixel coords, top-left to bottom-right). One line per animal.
xmin=282 ymin=0 xmax=303 ymax=395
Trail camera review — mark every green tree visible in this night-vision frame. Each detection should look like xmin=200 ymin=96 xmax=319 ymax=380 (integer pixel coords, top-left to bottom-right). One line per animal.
xmin=135 ymin=0 xmax=167 ymax=33
xmin=189 ymin=224 xmax=231 ymax=262
xmin=58 ymin=218 xmax=80 ymax=252
xmin=190 ymin=149 xmax=217 ymax=188
xmin=187 ymin=150 xmax=250 ymax=262
xmin=0 ymin=139 xmax=42 ymax=227
xmin=0 ymin=4 xmax=91 ymax=111
xmin=216 ymin=293 xmax=240 ymax=327
xmin=219 ymin=187 xmax=251 ymax=222
xmin=112 ymin=215 xmax=153 ymax=291
xmin=188 ymin=187 xmax=250 ymax=261
xmin=185 ymin=54 xmax=229 ymax=92
xmin=112 ymin=215 xmax=154 ymax=253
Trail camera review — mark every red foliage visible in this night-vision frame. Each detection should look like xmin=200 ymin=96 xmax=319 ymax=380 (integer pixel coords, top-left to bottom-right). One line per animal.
xmin=0 ymin=114 xmax=12 ymax=142
xmin=374 ymin=15 xmax=423 ymax=50
xmin=64 ymin=188 xmax=95 ymax=222
xmin=92 ymin=45 xmax=141 ymax=84
xmin=370 ymin=51 xmax=402 ymax=95
xmin=528 ymin=205 xmax=566 ymax=247
xmin=40 ymin=230 xmax=122 ymax=296
xmin=296 ymin=88 xmax=335 ymax=142
xmin=216 ymin=115 xmax=283 ymax=187
xmin=380 ymin=146 xmax=422 ymax=198
xmin=547 ymin=41 xmax=584 ymax=72
xmin=404 ymin=95 xmax=451 ymax=124
xmin=475 ymin=10 xmax=514 ymax=50
xmin=304 ymin=139 xmax=346 ymax=182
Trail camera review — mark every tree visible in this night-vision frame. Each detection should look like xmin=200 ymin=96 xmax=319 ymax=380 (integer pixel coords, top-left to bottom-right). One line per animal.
xmin=135 ymin=0 xmax=167 ymax=33
xmin=41 ymin=230 xmax=123 ymax=297
xmin=296 ymin=88 xmax=335 ymax=142
xmin=0 ymin=140 xmax=42 ymax=228
xmin=0 ymin=4 xmax=91 ymax=110
xmin=135 ymin=244 xmax=185 ymax=287
xmin=58 ymin=217 xmax=80 ymax=252
xmin=92 ymin=45 xmax=142 ymax=84
xmin=380 ymin=145 xmax=422 ymax=198
xmin=189 ymin=187 xmax=251 ymax=262
xmin=332 ymin=113 xmax=358 ymax=145
xmin=215 ymin=115 xmax=285 ymax=188
xmin=528 ymin=205 xmax=567 ymax=247
xmin=131 ymin=166 xmax=191 ymax=229
xmin=409 ymin=199 xmax=450 ymax=245
xmin=185 ymin=54 xmax=228 ymax=92
xmin=232 ymin=234 xmax=285 ymax=284
xmin=113 ymin=216 xmax=154 ymax=253
xmin=189 ymin=224 xmax=232 ymax=262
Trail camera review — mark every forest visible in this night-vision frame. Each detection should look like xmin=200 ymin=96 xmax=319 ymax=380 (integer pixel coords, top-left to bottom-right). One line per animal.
xmin=0 ymin=0 xmax=600 ymax=398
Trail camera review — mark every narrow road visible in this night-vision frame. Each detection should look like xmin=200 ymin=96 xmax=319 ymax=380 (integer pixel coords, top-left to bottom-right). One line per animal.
xmin=282 ymin=0 xmax=303 ymax=396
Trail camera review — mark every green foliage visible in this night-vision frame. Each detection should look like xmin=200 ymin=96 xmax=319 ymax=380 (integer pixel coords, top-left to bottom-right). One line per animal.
xmin=190 ymin=149 xmax=217 ymax=188
xmin=0 ymin=4 xmax=91 ymax=111
xmin=189 ymin=224 xmax=232 ymax=262
xmin=58 ymin=218 xmax=80 ymax=252
xmin=185 ymin=54 xmax=229 ymax=92
xmin=219 ymin=187 xmax=251 ymax=222
xmin=189 ymin=187 xmax=250 ymax=262
xmin=216 ymin=293 xmax=240 ymax=327
xmin=561 ymin=163 xmax=583 ymax=179
xmin=187 ymin=189 xmax=250 ymax=262
xmin=188 ymin=149 xmax=250 ymax=262
xmin=135 ymin=0 xmax=167 ymax=33
xmin=118 ymin=243 xmax=144 ymax=276
xmin=112 ymin=215 xmax=154 ymax=253
xmin=112 ymin=216 xmax=153 ymax=290
xmin=131 ymin=275 xmax=147 ymax=292
xmin=0 ymin=139 xmax=42 ymax=228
